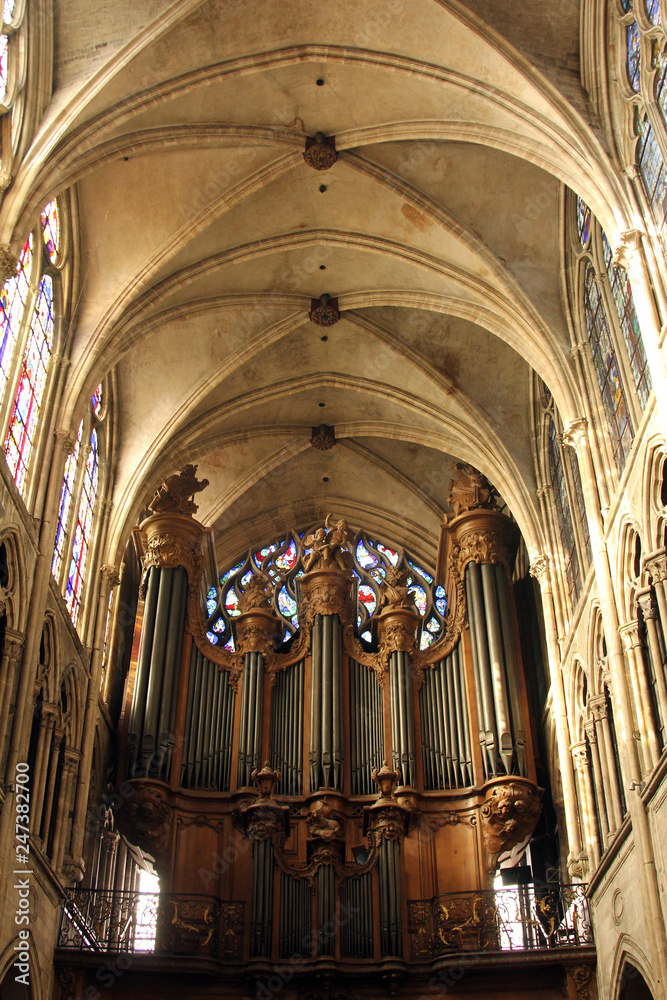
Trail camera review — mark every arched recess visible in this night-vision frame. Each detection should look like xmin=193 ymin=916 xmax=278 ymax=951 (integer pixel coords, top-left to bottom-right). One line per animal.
xmin=610 ymin=939 xmax=658 ymax=1000
xmin=0 ymin=932 xmax=43 ymax=1000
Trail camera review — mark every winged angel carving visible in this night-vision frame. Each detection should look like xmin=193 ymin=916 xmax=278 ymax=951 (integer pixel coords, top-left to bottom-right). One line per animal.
xmin=303 ymin=514 xmax=354 ymax=573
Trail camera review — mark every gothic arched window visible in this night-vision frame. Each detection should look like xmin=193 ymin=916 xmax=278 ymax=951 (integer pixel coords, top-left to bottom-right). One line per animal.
xmin=615 ymin=1 xmax=667 ymax=244
xmin=52 ymin=385 xmax=107 ymax=629
xmin=535 ymin=376 xmax=592 ymax=615
xmin=570 ymin=195 xmax=652 ymax=474
xmin=0 ymin=0 xmax=27 ymax=181
xmin=1 ymin=197 xmax=68 ymax=502
xmin=208 ymin=528 xmax=447 ymax=652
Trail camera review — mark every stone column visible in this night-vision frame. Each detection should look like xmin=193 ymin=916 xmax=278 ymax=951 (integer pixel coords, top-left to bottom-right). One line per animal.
xmin=530 ymin=556 xmax=583 ymax=869
xmin=30 ymin=702 xmax=57 ymax=839
xmin=589 ymin=694 xmax=624 ymax=833
xmin=638 ymin=589 xmax=667 ymax=741
xmin=619 ymin=619 xmax=660 ymax=770
xmin=564 ymin=417 xmax=667 ymax=992
xmin=613 ymin=230 xmax=667 ymax=427
xmin=583 ymin=721 xmax=609 ymax=844
xmin=52 ymin=748 xmax=80 ymax=873
xmin=571 ymin=742 xmax=600 ymax=870
xmin=68 ymin=564 xmax=120 ymax=878
xmin=39 ymin=727 xmax=64 ymax=847
xmin=0 ymin=628 xmax=25 ymax=781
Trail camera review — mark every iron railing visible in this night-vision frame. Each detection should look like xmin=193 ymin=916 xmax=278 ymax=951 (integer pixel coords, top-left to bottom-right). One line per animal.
xmin=408 ymin=883 xmax=592 ymax=959
xmin=58 ymin=889 xmax=244 ymax=960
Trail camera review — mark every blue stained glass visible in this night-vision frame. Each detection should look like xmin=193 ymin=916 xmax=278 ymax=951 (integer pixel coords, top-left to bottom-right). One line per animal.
xmin=646 ymin=0 xmax=661 ymax=23
xmin=361 ymin=629 xmax=372 ymax=643
xmin=409 ymin=584 xmax=427 ymax=615
xmin=278 ymin=586 xmax=297 ymax=617
xmin=602 ymin=234 xmax=652 ymax=408
xmin=576 ymin=197 xmax=592 ymax=248
xmin=212 ymin=617 xmax=224 ymax=633
xmin=207 ymin=631 xmax=218 ymax=645
xmin=426 ymin=617 xmax=440 ymax=633
xmin=241 ymin=569 xmax=253 ymax=585
xmin=408 ymin=559 xmax=433 ymax=584
xmin=420 ymin=631 xmax=434 ymax=650
xmin=356 ymin=539 xmax=377 ymax=569
xmin=220 ymin=561 xmax=244 ymax=585
xmin=206 ymin=596 xmax=217 ymax=616
xmin=91 ymin=384 xmax=103 ymax=416
xmin=627 ymin=22 xmax=641 ymax=92
xmin=52 ymin=420 xmax=83 ymax=579
xmin=225 ymin=636 xmax=235 ymax=651
xmin=41 ymin=201 xmax=60 ymax=263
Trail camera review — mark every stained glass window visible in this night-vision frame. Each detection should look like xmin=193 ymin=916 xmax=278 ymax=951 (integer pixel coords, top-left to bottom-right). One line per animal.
xmin=5 ymin=276 xmax=54 ymax=493
xmin=91 ymin=383 xmax=103 ymax=416
xmin=208 ymin=527 xmax=447 ymax=651
xmin=65 ymin=428 xmax=98 ymax=625
xmin=646 ymin=0 xmax=661 ymax=24
xmin=627 ymin=22 xmax=642 ymax=91
xmin=583 ymin=265 xmax=634 ymax=470
xmin=52 ymin=421 xmax=82 ymax=579
xmin=549 ymin=419 xmax=581 ymax=607
xmin=0 ymin=235 xmax=32 ymax=400
xmin=602 ymin=235 xmax=652 ymax=408
xmin=576 ymin=197 xmax=592 ymax=249
xmin=2 ymin=0 xmax=14 ymax=22
xmin=40 ymin=201 xmax=60 ymax=264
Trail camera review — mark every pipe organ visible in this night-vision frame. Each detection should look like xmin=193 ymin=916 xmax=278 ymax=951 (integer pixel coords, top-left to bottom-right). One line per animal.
xmin=115 ymin=464 xmax=542 ymax=971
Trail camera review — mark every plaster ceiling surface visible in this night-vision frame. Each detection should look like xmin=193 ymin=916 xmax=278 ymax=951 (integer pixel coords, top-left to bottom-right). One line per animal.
xmin=11 ymin=0 xmax=609 ymax=565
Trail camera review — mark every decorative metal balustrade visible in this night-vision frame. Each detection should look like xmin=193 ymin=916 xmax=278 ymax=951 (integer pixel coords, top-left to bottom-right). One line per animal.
xmin=408 ymin=884 xmax=592 ymax=959
xmin=58 ymin=890 xmax=244 ymax=960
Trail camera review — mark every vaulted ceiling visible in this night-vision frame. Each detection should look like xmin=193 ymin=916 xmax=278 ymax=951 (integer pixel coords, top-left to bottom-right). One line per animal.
xmin=4 ymin=0 xmax=631 ymax=569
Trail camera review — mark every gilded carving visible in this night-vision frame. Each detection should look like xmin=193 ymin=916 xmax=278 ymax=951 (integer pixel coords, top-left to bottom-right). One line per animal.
xmin=480 ymin=780 xmax=542 ymax=871
xmin=378 ymin=565 xmax=417 ymax=612
xmin=377 ymin=609 xmax=418 ymax=669
xmin=570 ymin=965 xmax=592 ymax=1000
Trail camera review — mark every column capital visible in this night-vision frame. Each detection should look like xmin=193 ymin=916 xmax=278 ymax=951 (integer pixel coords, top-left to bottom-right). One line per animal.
xmin=618 ymin=620 xmax=641 ymax=649
xmin=0 ymin=245 xmax=18 ymax=282
xmin=613 ymin=229 xmax=644 ymax=271
xmin=584 ymin=720 xmax=597 ymax=743
xmin=637 ymin=589 xmax=658 ymax=621
xmin=644 ymin=548 xmax=667 ymax=584
xmin=562 ymin=418 xmax=589 ymax=450
xmin=588 ymin=694 xmax=609 ymax=722
xmin=571 ymin=741 xmax=589 ymax=768
xmin=529 ymin=555 xmax=550 ymax=584
xmin=3 ymin=627 xmax=25 ymax=659
xmin=100 ymin=564 xmax=121 ymax=589
xmin=55 ymin=429 xmax=78 ymax=457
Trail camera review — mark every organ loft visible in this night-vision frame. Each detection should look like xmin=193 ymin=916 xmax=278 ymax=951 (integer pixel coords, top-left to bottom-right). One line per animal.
xmin=1 ymin=4 xmax=667 ymax=1000
xmin=53 ymin=464 xmax=594 ymax=1000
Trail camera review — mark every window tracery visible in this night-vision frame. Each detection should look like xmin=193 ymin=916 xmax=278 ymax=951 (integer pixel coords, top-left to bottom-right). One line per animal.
xmin=569 ymin=194 xmax=652 ymax=473
xmin=0 ymin=0 xmax=27 ymax=187
xmin=207 ymin=528 xmax=447 ymax=652
xmin=1 ymin=197 xmax=67 ymax=500
xmin=52 ymin=385 xmax=107 ymax=630
xmin=534 ymin=376 xmax=592 ymax=616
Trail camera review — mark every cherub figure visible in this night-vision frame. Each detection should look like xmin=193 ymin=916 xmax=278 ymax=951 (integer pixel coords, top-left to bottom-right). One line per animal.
xmin=303 ymin=515 xmax=354 ymax=573
xmin=378 ymin=565 xmax=417 ymax=612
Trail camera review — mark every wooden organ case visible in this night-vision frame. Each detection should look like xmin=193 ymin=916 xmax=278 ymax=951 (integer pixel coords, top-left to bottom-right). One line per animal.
xmin=109 ymin=464 xmax=567 ymax=996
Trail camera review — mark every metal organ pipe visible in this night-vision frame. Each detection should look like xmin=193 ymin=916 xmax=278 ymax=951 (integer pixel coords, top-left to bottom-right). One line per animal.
xmin=270 ymin=659 xmax=304 ymax=795
xmin=309 ymin=614 xmax=343 ymax=791
xmin=418 ymin=641 xmax=473 ymax=789
xmin=238 ymin=652 xmax=264 ymax=787
xmin=179 ymin=644 xmax=235 ymax=791
xmin=127 ymin=566 xmax=189 ymax=780
xmin=465 ymin=560 xmax=527 ymax=778
xmin=389 ymin=650 xmax=415 ymax=787
xmin=349 ymin=659 xmax=383 ymax=795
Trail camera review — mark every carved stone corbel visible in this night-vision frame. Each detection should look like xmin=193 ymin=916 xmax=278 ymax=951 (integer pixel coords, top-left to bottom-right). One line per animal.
xmin=480 ymin=778 xmax=542 ymax=872
xmin=113 ymin=782 xmax=173 ymax=867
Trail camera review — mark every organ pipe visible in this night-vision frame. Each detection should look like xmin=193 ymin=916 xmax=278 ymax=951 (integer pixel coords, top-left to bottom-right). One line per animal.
xmin=349 ymin=659 xmax=383 ymax=795
xmin=309 ymin=614 xmax=343 ymax=791
xmin=270 ymin=659 xmax=304 ymax=795
xmin=238 ymin=651 xmax=264 ymax=787
xmin=419 ymin=641 xmax=473 ymax=789
xmin=389 ymin=650 xmax=415 ymax=787
xmin=127 ymin=565 xmax=188 ymax=780
xmin=180 ymin=644 xmax=235 ymax=790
